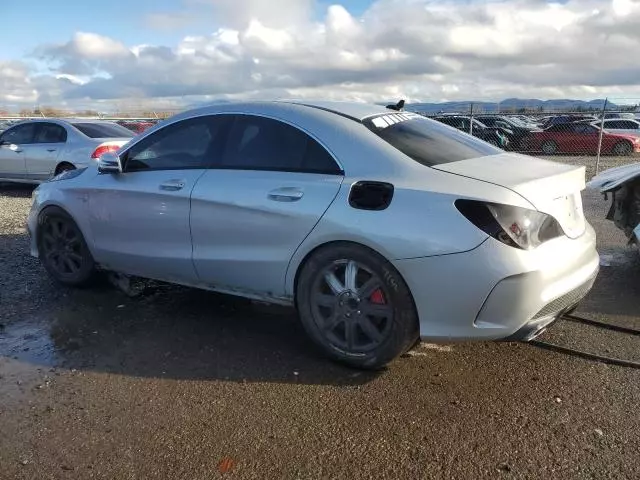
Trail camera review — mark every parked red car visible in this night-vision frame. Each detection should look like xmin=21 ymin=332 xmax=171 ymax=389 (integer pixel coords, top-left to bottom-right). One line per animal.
xmin=528 ymin=121 xmax=640 ymax=155
xmin=116 ymin=120 xmax=156 ymax=134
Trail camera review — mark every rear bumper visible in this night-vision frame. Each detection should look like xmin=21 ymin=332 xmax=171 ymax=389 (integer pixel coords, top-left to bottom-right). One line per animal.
xmin=501 ymin=272 xmax=597 ymax=342
xmin=393 ymin=222 xmax=599 ymax=341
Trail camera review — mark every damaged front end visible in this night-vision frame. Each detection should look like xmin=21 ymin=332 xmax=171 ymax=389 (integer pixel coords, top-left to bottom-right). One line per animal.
xmin=588 ymin=162 xmax=640 ymax=248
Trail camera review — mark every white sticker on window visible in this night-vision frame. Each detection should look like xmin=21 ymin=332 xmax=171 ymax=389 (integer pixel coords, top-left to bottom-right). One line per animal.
xmin=370 ymin=112 xmax=419 ymax=129
xmin=372 ymin=117 xmax=388 ymax=128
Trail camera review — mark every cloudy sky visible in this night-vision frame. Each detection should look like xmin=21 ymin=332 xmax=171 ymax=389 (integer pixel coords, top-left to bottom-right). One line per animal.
xmin=1 ymin=0 xmax=640 ymax=111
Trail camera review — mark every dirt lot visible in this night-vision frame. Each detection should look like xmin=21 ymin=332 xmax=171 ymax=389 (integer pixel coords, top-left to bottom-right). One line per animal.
xmin=1 ymin=155 xmax=639 ymax=479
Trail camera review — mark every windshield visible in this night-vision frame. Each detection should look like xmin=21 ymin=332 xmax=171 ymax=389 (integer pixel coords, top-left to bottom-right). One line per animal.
xmin=506 ymin=117 xmax=527 ymax=127
xmin=71 ymin=122 xmax=136 ymax=138
xmin=364 ymin=112 xmax=501 ymax=167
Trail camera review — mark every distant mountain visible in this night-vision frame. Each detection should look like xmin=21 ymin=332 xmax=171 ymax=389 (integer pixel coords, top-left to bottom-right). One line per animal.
xmin=399 ymin=98 xmax=625 ymax=114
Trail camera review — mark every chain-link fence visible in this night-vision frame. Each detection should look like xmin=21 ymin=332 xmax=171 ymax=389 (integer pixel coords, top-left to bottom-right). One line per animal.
xmin=2 ymin=98 xmax=640 ymax=178
xmin=413 ymin=98 xmax=640 ymax=179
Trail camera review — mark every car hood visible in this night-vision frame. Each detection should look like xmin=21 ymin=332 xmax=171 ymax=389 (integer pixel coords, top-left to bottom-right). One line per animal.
xmin=432 ymin=153 xmax=587 ymax=238
xmin=587 ymin=161 xmax=640 ymax=192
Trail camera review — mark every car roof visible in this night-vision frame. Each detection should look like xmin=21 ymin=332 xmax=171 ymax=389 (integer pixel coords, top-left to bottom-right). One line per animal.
xmin=6 ymin=118 xmax=115 ymax=125
xmin=184 ymin=100 xmax=394 ymax=123
xmin=276 ymin=100 xmax=392 ymax=121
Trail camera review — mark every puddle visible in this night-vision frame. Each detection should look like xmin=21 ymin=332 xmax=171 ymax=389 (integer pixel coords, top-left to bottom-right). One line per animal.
xmin=599 ymin=249 xmax=638 ymax=267
xmin=0 ymin=320 xmax=59 ymax=367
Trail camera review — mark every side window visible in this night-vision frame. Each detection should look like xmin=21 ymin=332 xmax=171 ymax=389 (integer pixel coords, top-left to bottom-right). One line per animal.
xmin=123 ymin=116 xmax=226 ymax=172
xmin=1 ymin=124 xmax=36 ymax=145
xmin=303 ymin=137 xmax=342 ymax=173
xmin=620 ymin=121 xmax=638 ymax=129
xmin=220 ymin=115 xmax=341 ymax=174
xmin=551 ymin=124 xmax=571 ymax=133
xmin=573 ymin=124 xmax=593 ymax=134
xmin=34 ymin=123 xmax=67 ymax=143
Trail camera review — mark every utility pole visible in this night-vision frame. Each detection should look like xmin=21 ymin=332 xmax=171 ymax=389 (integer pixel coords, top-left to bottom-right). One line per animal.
xmin=595 ymin=98 xmax=608 ymax=177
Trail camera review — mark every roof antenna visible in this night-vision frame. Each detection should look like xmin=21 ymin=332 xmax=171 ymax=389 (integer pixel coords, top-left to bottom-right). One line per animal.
xmin=386 ymin=99 xmax=405 ymax=111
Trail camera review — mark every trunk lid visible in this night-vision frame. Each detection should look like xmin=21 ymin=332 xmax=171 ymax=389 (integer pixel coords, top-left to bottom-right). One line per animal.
xmin=432 ymin=153 xmax=587 ymax=238
xmin=92 ymin=137 xmax=132 ymax=148
xmin=587 ymin=161 xmax=640 ymax=192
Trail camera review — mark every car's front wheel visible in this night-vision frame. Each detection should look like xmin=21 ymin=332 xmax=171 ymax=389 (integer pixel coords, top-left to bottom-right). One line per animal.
xmin=37 ymin=207 xmax=97 ymax=287
xmin=541 ymin=140 xmax=558 ymax=154
xmin=296 ymin=243 xmax=419 ymax=369
xmin=612 ymin=141 xmax=633 ymax=156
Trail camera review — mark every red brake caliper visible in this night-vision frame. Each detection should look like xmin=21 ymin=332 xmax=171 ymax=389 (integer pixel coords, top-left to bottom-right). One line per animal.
xmin=369 ymin=288 xmax=386 ymax=305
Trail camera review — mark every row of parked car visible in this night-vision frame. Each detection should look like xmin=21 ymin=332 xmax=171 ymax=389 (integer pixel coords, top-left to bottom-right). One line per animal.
xmin=428 ymin=113 xmax=640 ymax=156
xmin=1 ymin=109 xmax=638 ymax=185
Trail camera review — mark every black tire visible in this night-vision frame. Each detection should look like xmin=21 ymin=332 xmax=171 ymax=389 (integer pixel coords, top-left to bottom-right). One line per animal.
xmin=37 ymin=206 xmax=97 ymax=287
xmin=296 ymin=243 xmax=419 ymax=370
xmin=55 ymin=163 xmax=76 ymax=176
xmin=541 ymin=140 xmax=558 ymax=154
xmin=613 ymin=141 xmax=633 ymax=156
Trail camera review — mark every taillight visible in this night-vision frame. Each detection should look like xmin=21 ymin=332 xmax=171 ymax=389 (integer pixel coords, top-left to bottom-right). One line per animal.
xmin=455 ymin=199 xmax=564 ymax=250
xmin=91 ymin=144 xmax=120 ymax=160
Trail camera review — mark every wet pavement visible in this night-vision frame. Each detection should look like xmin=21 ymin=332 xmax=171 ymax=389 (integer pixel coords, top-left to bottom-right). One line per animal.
xmin=1 ymin=158 xmax=639 ymax=479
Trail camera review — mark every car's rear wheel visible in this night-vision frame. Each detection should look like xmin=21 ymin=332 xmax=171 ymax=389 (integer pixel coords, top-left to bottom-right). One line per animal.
xmin=612 ymin=141 xmax=633 ymax=156
xmin=37 ymin=207 xmax=97 ymax=287
xmin=541 ymin=140 xmax=558 ymax=154
xmin=296 ymin=243 xmax=419 ymax=370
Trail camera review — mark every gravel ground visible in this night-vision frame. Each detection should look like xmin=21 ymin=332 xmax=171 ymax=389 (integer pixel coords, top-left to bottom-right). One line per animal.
xmin=1 ymin=156 xmax=639 ymax=479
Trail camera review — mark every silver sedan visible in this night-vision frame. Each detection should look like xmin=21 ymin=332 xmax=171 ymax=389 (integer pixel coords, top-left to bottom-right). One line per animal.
xmin=26 ymin=101 xmax=599 ymax=369
xmin=0 ymin=119 xmax=134 ymax=183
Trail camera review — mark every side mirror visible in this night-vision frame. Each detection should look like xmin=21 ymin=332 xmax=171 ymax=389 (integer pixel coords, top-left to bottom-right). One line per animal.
xmin=97 ymin=152 xmax=122 ymax=174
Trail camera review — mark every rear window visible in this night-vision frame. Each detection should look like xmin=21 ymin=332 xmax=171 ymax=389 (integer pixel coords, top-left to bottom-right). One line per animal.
xmin=364 ymin=113 xmax=501 ymax=167
xmin=72 ymin=122 xmax=135 ymax=139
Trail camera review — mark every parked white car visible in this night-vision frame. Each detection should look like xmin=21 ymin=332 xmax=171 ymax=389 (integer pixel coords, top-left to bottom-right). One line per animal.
xmin=27 ymin=101 xmax=599 ymax=369
xmin=0 ymin=119 xmax=135 ymax=183
xmin=591 ymin=118 xmax=640 ymax=137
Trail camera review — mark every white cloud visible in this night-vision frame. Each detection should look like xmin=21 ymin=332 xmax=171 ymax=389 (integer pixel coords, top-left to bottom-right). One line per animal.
xmin=1 ymin=0 xmax=640 ymax=111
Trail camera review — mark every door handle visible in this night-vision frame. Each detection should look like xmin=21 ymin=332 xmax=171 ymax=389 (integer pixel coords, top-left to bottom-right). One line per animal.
xmin=159 ymin=180 xmax=186 ymax=191
xmin=47 ymin=148 xmax=57 ymax=152
xmin=268 ymin=187 xmax=304 ymax=202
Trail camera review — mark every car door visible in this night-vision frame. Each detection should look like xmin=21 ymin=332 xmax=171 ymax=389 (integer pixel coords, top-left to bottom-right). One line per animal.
xmin=86 ymin=115 xmax=228 ymax=283
xmin=572 ymin=124 xmax=600 ymax=153
xmin=0 ymin=123 xmax=36 ymax=179
xmin=25 ymin=122 xmax=66 ymax=180
xmin=602 ymin=120 xmax=622 ymax=130
xmin=551 ymin=124 xmax=579 ymax=152
xmin=190 ymin=114 xmax=344 ymax=298
xmin=612 ymin=120 xmax=640 ymax=135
